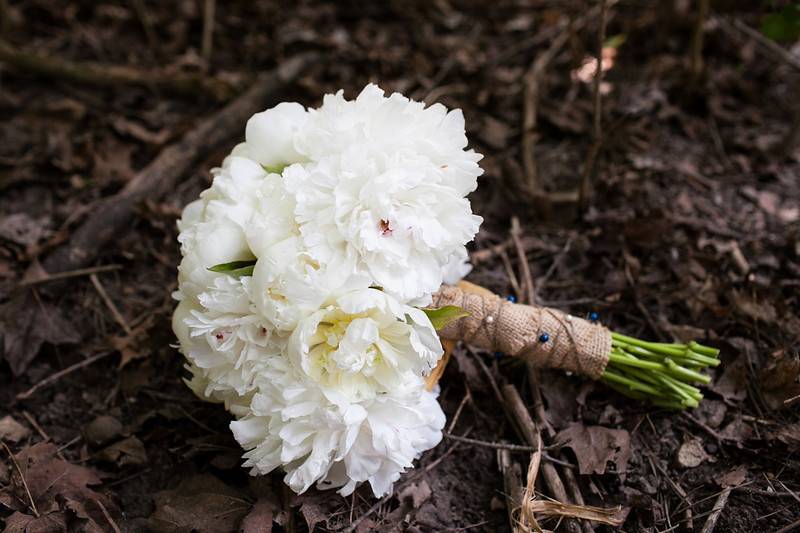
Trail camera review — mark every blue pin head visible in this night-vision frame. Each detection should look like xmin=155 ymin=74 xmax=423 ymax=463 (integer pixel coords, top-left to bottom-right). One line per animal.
xmin=538 ymin=333 xmax=550 ymax=344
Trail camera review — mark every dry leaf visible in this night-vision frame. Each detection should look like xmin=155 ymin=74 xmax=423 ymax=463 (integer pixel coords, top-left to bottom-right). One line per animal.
xmin=676 ymin=438 xmax=711 ymax=468
xmin=148 ymin=474 xmax=250 ymax=533
xmin=240 ymin=498 xmax=277 ymax=533
xmin=554 ymin=424 xmax=631 ymax=475
xmin=0 ymin=416 xmax=31 ymax=443
xmin=96 ymin=436 xmax=147 ymax=467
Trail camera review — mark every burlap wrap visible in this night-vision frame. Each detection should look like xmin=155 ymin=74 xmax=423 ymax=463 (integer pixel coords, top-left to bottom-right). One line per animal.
xmin=431 ymin=283 xmax=612 ymax=380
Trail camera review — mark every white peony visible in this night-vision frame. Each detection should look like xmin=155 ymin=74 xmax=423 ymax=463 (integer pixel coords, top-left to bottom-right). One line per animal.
xmin=173 ymin=275 xmax=288 ymax=399
xmin=230 ymin=355 xmax=445 ymax=497
xmin=233 ymin=102 xmax=309 ymax=171
xmin=289 ymin=287 xmax=443 ymax=402
xmin=172 ymin=83 xmax=484 ymax=499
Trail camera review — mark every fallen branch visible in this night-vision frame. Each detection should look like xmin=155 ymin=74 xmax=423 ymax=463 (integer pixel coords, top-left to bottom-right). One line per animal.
xmin=700 ymin=486 xmax=731 ymax=533
xmin=1 ymin=54 xmax=315 ymax=376
xmin=0 ymin=38 xmax=237 ymax=101
xmin=16 ymin=351 xmax=115 ymax=400
xmin=41 ymin=53 xmax=314 ymax=277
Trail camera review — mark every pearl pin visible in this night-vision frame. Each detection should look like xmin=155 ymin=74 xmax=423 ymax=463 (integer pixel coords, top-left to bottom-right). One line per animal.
xmin=486 ymin=315 xmax=495 ymax=324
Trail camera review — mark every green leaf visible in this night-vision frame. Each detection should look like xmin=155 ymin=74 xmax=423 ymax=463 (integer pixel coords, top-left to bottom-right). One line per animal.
xmin=262 ymin=163 xmax=288 ymax=175
xmin=761 ymin=4 xmax=800 ymax=42
xmin=207 ymin=259 xmax=257 ymax=277
xmin=423 ymin=305 xmax=470 ymax=331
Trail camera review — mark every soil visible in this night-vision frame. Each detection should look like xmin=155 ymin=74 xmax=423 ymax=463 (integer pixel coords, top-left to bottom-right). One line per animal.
xmin=1 ymin=1 xmax=799 ymax=532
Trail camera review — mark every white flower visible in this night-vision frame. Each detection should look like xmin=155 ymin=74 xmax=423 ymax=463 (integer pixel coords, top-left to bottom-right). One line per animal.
xmin=296 ymin=84 xmax=483 ymax=197
xmin=285 ymin=156 xmax=482 ymax=302
xmin=230 ymin=357 xmax=445 ymax=497
xmin=289 ymin=287 xmax=442 ymax=402
xmin=173 ymin=276 xmax=288 ymax=399
xmin=233 ymin=102 xmax=309 ymax=170
xmin=176 ymin=156 xmax=268 ymax=300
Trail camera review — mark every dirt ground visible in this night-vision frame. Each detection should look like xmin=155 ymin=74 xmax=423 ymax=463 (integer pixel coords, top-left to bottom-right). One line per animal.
xmin=1 ymin=1 xmax=799 ymax=531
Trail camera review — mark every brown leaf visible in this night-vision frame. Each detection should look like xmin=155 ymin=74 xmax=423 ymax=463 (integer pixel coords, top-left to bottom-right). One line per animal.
xmin=759 ymin=350 xmax=800 ymax=410
xmin=0 ymin=415 xmax=31 ymax=443
xmin=240 ymin=499 xmax=277 ymax=533
xmin=718 ymin=465 xmax=748 ymax=488
xmin=0 ymin=213 xmax=50 ymax=246
xmin=96 ymin=436 xmax=147 ymax=467
xmin=148 ymin=474 xmax=250 ymax=533
xmin=398 ymin=480 xmax=432 ymax=509
xmin=772 ymin=423 xmax=800 ymax=451
xmin=554 ymin=424 xmax=631 ymax=475
xmin=676 ymin=438 xmax=711 ymax=468
xmin=8 ymin=442 xmax=119 ymax=531
xmin=0 ymin=292 xmax=81 ymax=376
xmin=730 ymin=290 xmax=777 ymax=323
xmin=299 ymin=499 xmax=328 ymax=532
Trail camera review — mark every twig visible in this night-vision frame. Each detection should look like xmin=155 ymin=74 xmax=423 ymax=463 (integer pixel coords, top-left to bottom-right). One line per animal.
xmin=522 ymin=21 xmax=573 ymax=195
xmin=90 ymin=273 xmax=132 ymax=335
xmin=20 ymin=410 xmax=66 ymax=460
xmin=699 ymin=486 xmax=731 ymax=533
xmin=498 ymin=448 xmax=528 ymax=532
xmin=526 ymin=365 xmax=594 ymax=533
xmin=502 ymin=384 xmax=582 ymax=533
xmin=511 ymin=216 xmax=536 ymax=306
xmin=535 ymin=236 xmax=573 ymax=302
xmin=16 ymin=351 xmax=115 ymax=400
xmin=95 ymin=498 xmax=122 ymax=533
xmin=201 ymin=0 xmax=216 ymax=64
xmin=578 ymin=0 xmax=608 ymax=211
xmin=689 ymin=0 xmax=709 ymax=81
xmin=130 ymin=0 xmax=158 ymax=55
xmin=19 ymin=264 xmax=121 ymax=286
xmin=444 ymin=433 xmax=553 ymax=453
xmin=715 ymin=16 xmax=800 ymax=73
xmin=776 ymin=517 xmax=800 ymax=533
xmin=470 ymin=235 xmax=548 ymax=265
xmin=0 ymin=38 xmax=236 ymax=101
xmin=1 ymin=441 xmax=39 ymax=517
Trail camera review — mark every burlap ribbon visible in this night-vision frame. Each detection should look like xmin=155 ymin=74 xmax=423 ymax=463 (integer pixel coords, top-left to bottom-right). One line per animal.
xmin=431 ymin=282 xmax=611 ymax=380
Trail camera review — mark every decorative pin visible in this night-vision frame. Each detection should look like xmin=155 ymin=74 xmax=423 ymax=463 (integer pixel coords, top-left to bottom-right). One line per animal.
xmin=589 ymin=312 xmax=599 ymax=323
xmin=485 ymin=315 xmax=495 ymax=324
xmin=539 ymin=333 xmax=550 ymax=343
xmin=506 ymin=295 xmax=517 ymax=303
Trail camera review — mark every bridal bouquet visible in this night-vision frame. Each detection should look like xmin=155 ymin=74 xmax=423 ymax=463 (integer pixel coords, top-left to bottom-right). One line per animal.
xmin=172 ymin=84 xmax=719 ymax=498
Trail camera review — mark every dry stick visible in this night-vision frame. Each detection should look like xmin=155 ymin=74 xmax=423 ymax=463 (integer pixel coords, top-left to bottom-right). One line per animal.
xmin=522 ymin=23 xmax=573 ymax=195
xmin=201 ymin=0 xmax=216 ymax=64
xmin=19 ymin=264 xmax=121 ymax=286
xmin=90 ymin=273 xmax=132 ymax=336
xmin=0 ymin=38 xmax=236 ymax=101
xmin=1 ymin=441 xmax=39 ymax=517
xmin=511 ymin=217 xmax=536 ymax=306
xmin=699 ymin=486 xmax=731 ymax=533
xmin=578 ymin=0 xmax=608 ymax=212
xmin=444 ymin=433 xmax=557 ymax=454
xmin=95 ymin=498 xmax=122 ymax=533
xmin=498 ymin=448 xmax=526 ymax=532
xmin=502 ymin=384 xmax=582 ymax=533
xmin=716 ymin=16 xmax=800 ymax=72
xmin=39 ymin=54 xmax=313 ymax=278
xmin=16 ymin=351 xmax=115 ymax=400
xmin=776 ymin=518 xmax=800 ymax=533
xmin=689 ymin=0 xmax=709 ymax=82
xmin=20 ymin=410 xmax=66 ymax=460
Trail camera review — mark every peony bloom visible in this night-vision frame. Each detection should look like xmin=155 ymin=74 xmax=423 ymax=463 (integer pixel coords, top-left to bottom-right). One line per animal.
xmin=230 ymin=355 xmax=445 ymax=497
xmin=172 ymin=83 xmax=483 ymax=498
xmin=289 ymin=287 xmax=443 ymax=402
xmin=234 ymin=102 xmax=309 ymax=171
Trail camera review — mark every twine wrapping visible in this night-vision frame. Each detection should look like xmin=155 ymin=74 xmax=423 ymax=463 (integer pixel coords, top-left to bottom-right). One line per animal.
xmin=431 ymin=282 xmax=612 ymax=380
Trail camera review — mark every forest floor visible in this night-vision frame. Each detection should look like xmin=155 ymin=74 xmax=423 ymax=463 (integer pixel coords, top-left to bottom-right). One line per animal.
xmin=1 ymin=1 xmax=799 ymax=532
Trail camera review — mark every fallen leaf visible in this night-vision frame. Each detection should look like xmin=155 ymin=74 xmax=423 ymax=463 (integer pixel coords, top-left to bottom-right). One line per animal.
xmin=772 ymin=423 xmax=800 ymax=451
xmin=676 ymin=438 xmax=710 ymax=468
xmin=6 ymin=442 xmax=120 ymax=531
xmin=0 ymin=416 xmax=31 ymax=443
xmin=730 ymin=290 xmax=777 ymax=322
xmin=96 ymin=436 xmax=147 ymax=467
xmin=240 ymin=498 xmax=278 ymax=533
xmin=149 ymin=474 xmax=250 ymax=533
xmin=554 ymin=424 xmax=631 ymax=475
xmin=299 ymin=499 xmax=328 ymax=532
xmin=718 ymin=465 xmax=748 ymax=488
xmin=0 ymin=292 xmax=81 ymax=376
xmin=759 ymin=350 xmax=800 ymax=410
xmin=398 ymin=480 xmax=432 ymax=509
